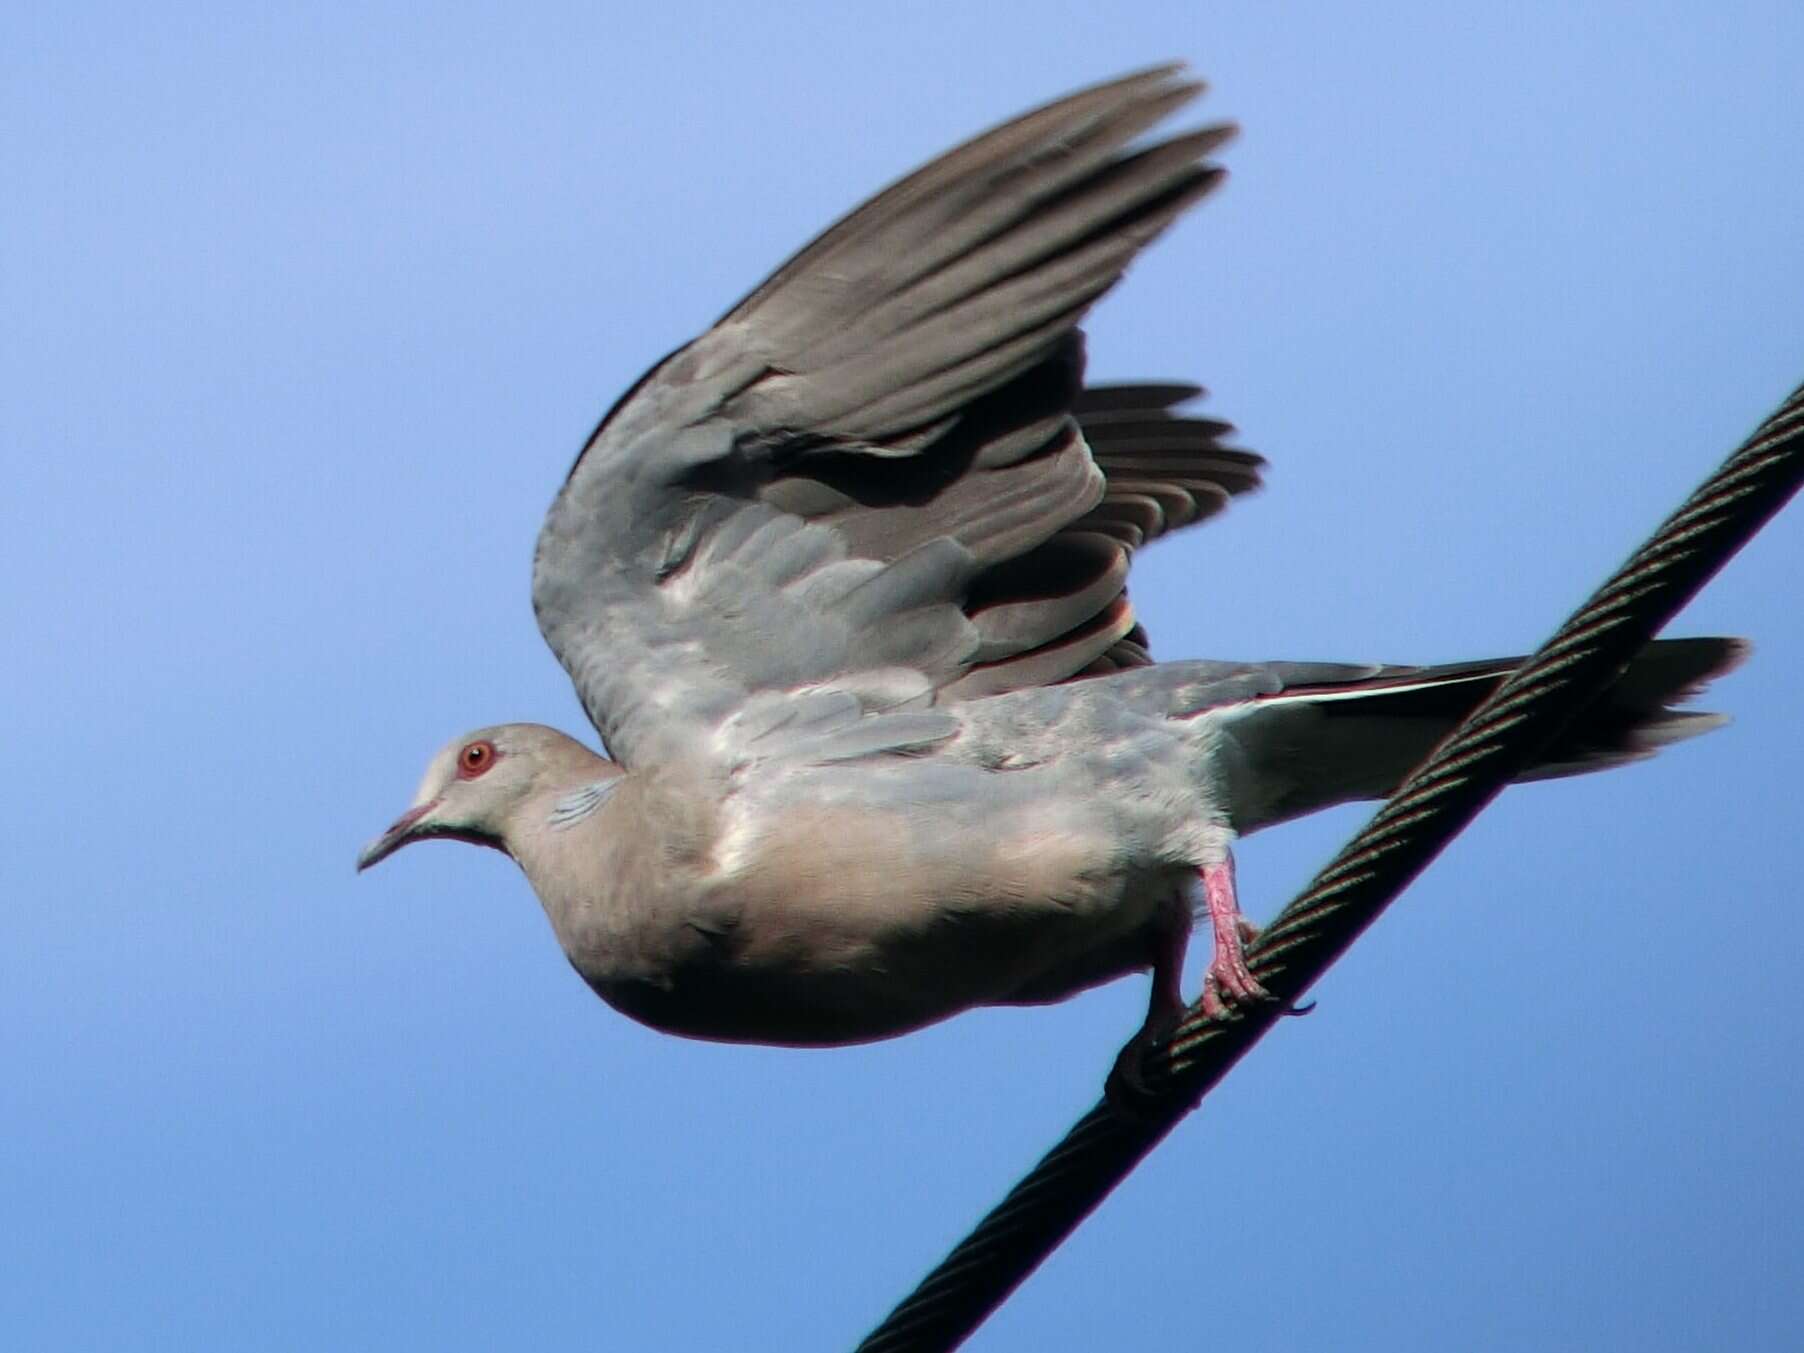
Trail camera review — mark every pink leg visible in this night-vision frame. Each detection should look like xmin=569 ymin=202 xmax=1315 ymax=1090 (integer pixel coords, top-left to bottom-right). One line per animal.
xmin=1198 ymin=853 xmax=1269 ymax=1019
xmin=1107 ymin=898 xmax=1191 ymax=1103
xmin=1107 ymin=858 xmax=1274 ymax=1109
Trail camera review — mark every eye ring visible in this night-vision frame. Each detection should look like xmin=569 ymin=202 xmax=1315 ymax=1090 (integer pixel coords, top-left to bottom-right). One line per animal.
xmin=456 ymin=740 xmax=497 ymax=779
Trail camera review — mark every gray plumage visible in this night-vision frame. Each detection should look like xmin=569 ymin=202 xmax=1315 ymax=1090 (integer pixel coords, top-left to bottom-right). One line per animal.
xmin=361 ymin=67 xmax=1745 ymax=1080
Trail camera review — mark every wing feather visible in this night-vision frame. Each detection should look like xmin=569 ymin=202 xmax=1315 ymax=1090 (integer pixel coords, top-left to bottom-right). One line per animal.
xmin=534 ymin=68 xmax=1255 ymax=767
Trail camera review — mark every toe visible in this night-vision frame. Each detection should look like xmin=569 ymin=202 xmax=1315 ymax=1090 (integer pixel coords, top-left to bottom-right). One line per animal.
xmin=1206 ymin=955 xmax=1271 ymax=1008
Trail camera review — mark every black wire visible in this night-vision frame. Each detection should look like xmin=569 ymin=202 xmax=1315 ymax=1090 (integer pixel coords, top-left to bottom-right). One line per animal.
xmin=855 ymin=380 xmax=1804 ymax=1353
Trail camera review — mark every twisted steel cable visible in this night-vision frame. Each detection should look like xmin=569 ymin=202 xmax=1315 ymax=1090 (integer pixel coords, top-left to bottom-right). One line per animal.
xmin=856 ymin=379 xmax=1804 ymax=1353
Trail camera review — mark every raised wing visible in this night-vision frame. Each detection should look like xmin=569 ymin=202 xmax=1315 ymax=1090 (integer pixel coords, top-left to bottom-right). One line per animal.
xmin=533 ymin=66 xmax=1253 ymax=768
xmin=955 ymin=382 xmax=1265 ymax=695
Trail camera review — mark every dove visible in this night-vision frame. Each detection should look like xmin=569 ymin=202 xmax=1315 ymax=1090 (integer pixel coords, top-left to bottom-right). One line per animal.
xmin=359 ymin=67 xmax=1744 ymax=1091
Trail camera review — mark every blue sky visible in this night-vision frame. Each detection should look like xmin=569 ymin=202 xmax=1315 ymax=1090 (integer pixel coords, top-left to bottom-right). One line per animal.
xmin=6 ymin=3 xmax=1802 ymax=1348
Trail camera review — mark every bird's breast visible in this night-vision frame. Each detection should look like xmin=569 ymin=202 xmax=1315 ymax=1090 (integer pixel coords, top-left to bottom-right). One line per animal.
xmin=570 ymin=787 xmax=1158 ymax=1045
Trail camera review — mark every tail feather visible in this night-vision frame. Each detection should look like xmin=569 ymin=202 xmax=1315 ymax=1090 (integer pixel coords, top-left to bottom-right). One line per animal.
xmin=1205 ymin=637 xmax=1747 ymax=833
xmin=1519 ymin=636 xmax=1747 ymax=776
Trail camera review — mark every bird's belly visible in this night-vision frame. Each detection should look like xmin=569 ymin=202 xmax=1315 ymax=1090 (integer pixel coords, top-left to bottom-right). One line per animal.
xmin=587 ymin=963 xmax=960 ymax=1046
xmin=583 ymin=800 xmax=1175 ymax=1046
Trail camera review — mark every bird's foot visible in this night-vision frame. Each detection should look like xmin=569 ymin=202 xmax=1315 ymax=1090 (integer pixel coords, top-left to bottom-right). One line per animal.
xmin=1198 ymin=857 xmax=1270 ymax=1018
xmin=1105 ymin=863 xmax=1286 ymax=1115
xmin=1105 ymin=1001 xmax=1182 ymax=1116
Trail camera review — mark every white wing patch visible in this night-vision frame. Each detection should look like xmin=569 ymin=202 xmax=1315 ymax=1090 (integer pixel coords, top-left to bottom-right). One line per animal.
xmin=1248 ymin=671 xmax=1499 ymax=707
xmin=710 ymin=800 xmax=762 ymax=880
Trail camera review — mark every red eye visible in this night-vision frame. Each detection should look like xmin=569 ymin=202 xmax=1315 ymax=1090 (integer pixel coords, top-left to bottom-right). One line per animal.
xmin=457 ymin=740 xmax=496 ymax=779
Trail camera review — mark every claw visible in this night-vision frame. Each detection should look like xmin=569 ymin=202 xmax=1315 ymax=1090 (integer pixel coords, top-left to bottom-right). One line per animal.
xmin=1199 ymin=974 xmax=1233 ymax=1021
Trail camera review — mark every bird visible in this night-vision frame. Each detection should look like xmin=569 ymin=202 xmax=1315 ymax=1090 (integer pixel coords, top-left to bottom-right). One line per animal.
xmin=357 ymin=66 xmax=1745 ymax=1096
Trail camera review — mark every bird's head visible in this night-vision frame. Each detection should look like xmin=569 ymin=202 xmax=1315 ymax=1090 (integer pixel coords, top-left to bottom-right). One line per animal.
xmin=356 ymin=723 xmax=610 ymax=871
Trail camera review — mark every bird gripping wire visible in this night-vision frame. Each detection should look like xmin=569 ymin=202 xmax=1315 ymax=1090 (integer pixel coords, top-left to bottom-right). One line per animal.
xmin=857 ymin=378 xmax=1804 ymax=1353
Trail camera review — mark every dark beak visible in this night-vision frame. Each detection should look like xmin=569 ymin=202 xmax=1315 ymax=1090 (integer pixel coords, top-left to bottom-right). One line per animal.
xmin=356 ymin=800 xmax=438 ymax=872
